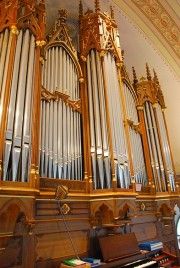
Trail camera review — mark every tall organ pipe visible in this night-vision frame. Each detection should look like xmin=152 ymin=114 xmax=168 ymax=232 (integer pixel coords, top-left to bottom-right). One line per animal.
xmin=156 ymin=104 xmax=175 ymax=191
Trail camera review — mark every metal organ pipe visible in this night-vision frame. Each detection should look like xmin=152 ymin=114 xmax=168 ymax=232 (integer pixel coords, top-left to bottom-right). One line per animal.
xmin=156 ymin=104 xmax=175 ymax=191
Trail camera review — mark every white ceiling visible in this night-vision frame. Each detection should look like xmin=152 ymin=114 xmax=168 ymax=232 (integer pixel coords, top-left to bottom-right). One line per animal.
xmin=44 ymin=0 xmax=180 ymax=173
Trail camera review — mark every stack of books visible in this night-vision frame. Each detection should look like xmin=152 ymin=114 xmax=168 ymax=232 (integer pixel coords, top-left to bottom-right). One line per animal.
xmin=139 ymin=241 xmax=163 ymax=251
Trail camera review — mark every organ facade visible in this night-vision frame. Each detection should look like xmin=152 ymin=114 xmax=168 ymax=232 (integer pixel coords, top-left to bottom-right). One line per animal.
xmin=0 ymin=0 xmax=179 ymax=267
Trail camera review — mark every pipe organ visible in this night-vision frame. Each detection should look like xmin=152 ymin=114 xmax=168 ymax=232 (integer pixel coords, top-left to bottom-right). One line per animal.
xmin=1 ymin=1 xmax=180 ymax=267
xmin=39 ymin=9 xmax=83 ymax=180
xmin=0 ymin=0 xmax=176 ymax=191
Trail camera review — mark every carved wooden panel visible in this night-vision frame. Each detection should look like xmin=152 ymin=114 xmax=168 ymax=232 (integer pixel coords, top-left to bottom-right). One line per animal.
xmin=0 ymin=236 xmax=23 ymax=268
xmin=35 ymin=200 xmax=90 ymax=218
xmin=35 ymin=231 xmax=89 ymax=262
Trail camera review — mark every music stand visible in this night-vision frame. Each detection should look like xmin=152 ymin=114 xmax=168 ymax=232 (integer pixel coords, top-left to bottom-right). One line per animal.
xmin=55 ymin=185 xmax=80 ymax=260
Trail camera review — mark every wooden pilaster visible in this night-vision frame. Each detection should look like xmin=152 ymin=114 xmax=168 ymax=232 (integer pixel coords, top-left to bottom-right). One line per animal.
xmin=30 ymin=42 xmax=45 ymax=190
xmin=0 ymin=28 xmax=18 ymax=182
xmin=79 ymin=57 xmax=93 ymax=193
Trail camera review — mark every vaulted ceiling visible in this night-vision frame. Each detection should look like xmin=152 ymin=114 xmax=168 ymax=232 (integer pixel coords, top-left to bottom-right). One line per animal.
xmin=44 ymin=0 xmax=180 ymax=173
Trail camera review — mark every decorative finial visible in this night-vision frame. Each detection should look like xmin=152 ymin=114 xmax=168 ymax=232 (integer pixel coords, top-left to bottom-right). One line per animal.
xmin=110 ymin=5 xmax=115 ymax=20
xmin=58 ymin=9 xmax=67 ymax=25
xmin=153 ymin=69 xmax=159 ymax=84
xmin=132 ymin=67 xmax=138 ymax=84
xmin=95 ymin=0 xmax=100 ymax=12
xmin=146 ymin=63 xmax=151 ymax=81
xmin=79 ymin=0 xmax=83 ymax=19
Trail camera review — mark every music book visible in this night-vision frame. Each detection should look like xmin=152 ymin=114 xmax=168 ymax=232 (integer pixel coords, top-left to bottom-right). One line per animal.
xmin=82 ymin=258 xmax=101 ymax=264
xmin=139 ymin=241 xmax=163 ymax=251
xmin=63 ymin=259 xmax=86 ymax=266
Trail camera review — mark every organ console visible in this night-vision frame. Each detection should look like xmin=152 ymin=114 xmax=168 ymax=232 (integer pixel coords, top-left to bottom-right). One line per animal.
xmin=97 ymin=233 xmax=179 ymax=268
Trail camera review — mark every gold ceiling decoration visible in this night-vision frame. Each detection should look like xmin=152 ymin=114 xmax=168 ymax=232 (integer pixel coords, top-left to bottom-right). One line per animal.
xmin=131 ymin=0 xmax=180 ymax=58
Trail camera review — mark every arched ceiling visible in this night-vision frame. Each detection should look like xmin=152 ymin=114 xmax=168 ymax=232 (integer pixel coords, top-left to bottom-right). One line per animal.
xmin=44 ymin=0 xmax=180 ymax=172
xmin=113 ymin=0 xmax=180 ymax=77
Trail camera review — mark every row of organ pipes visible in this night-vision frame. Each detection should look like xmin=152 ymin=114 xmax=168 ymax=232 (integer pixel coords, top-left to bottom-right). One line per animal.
xmin=40 ymin=45 xmax=83 ymax=180
xmin=1 ymin=28 xmax=35 ymax=182
xmin=0 ymin=0 xmax=176 ymax=193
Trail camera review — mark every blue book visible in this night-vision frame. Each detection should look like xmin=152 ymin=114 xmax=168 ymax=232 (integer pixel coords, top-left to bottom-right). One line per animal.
xmin=82 ymin=258 xmax=101 ymax=264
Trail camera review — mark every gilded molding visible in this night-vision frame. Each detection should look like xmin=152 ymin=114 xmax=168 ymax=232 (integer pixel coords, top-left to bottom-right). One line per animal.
xmin=39 ymin=57 xmax=44 ymax=64
xmin=79 ymin=77 xmax=85 ymax=83
xmin=136 ymin=105 xmax=144 ymax=111
xmin=100 ymin=50 xmax=106 ymax=57
xmin=152 ymin=103 xmax=157 ymax=108
xmin=11 ymin=25 xmax=19 ymax=35
xmin=36 ymin=40 xmax=46 ymax=47
xmin=80 ymin=55 xmax=87 ymax=62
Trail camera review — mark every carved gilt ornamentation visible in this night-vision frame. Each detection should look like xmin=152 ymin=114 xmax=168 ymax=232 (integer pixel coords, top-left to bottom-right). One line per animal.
xmin=41 ymin=87 xmax=82 ymax=113
xmin=127 ymin=119 xmax=142 ymax=134
xmin=0 ymin=0 xmax=46 ymax=40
